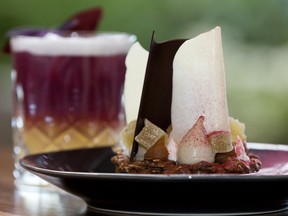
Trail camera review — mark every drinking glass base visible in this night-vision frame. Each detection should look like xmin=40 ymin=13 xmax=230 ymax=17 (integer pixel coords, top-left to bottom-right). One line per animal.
xmin=14 ymin=168 xmax=59 ymax=193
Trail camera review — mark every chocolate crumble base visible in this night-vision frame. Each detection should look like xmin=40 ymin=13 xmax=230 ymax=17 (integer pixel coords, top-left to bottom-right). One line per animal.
xmin=111 ymin=146 xmax=262 ymax=174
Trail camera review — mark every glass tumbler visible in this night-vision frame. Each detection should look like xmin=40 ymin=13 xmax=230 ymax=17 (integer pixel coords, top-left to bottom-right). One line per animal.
xmin=9 ymin=31 xmax=136 ymax=189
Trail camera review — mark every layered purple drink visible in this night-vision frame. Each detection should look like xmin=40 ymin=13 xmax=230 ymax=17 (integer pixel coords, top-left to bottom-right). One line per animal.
xmin=11 ymin=32 xmax=136 ymax=155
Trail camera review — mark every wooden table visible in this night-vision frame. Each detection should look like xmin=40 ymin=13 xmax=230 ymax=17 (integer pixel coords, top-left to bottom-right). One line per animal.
xmin=1 ymin=145 xmax=288 ymax=216
xmin=0 ymin=145 xmax=93 ymax=216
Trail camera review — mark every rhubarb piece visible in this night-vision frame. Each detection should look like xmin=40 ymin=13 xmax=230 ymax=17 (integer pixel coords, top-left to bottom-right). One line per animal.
xmin=171 ymin=26 xmax=233 ymax=153
xmin=235 ymin=136 xmax=250 ymax=162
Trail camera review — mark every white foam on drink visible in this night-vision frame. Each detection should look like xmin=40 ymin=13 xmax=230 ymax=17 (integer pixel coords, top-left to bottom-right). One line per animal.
xmin=10 ymin=32 xmax=136 ymax=56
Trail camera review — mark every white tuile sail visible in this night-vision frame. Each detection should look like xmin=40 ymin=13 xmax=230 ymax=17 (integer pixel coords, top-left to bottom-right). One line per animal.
xmin=171 ymin=26 xmax=232 ymax=153
xmin=124 ymin=42 xmax=148 ymax=124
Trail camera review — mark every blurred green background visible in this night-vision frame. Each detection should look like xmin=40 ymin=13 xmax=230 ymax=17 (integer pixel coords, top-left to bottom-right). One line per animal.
xmin=1 ymin=0 xmax=288 ymax=146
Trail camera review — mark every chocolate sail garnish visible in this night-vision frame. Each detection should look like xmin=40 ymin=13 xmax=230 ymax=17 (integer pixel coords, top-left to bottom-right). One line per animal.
xmin=130 ymin=32 xmax=186 ymax=161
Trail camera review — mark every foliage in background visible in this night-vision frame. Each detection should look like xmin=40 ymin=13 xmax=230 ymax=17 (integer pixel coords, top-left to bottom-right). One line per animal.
xmin=1 ymin=0 xmax=288 ymax=54
xmin=1 ymin=0 xmax=288 ymax=145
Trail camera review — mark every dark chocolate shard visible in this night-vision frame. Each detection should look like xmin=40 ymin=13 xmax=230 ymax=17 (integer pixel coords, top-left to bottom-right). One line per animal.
xmin=130 ymin=32 xmax=186 ymax=161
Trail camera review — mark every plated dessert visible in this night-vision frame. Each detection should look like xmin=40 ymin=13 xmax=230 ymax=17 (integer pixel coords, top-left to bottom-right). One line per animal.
xmin=111 ymin=26 xmax=262 ymax=174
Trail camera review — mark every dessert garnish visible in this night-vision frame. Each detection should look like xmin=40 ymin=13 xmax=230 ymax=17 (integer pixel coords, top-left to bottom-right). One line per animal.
xmin=111 ymin=26 xmax=262 ymax=174
xmin=2 ymin=7 xmax=102 ymax=53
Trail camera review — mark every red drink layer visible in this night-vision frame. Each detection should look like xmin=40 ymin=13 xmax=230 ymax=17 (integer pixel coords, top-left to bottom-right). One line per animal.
xmin=13 ymin=52 xmax=126 ymax=124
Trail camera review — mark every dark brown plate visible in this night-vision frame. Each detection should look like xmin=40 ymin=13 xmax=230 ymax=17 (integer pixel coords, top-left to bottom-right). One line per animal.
xmin=20 ymin=143 xmax=288 ymax=215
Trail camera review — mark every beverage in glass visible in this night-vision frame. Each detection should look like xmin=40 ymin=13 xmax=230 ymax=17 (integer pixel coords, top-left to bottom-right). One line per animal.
xmin=10 ymin=31 xmax=136 ymax=188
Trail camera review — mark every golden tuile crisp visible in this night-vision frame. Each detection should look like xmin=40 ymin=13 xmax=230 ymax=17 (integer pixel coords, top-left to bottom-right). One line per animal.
xmin=207 ymin=130 xmax=233 ymax=153
xmin=229 ymin=117 xmax=247 ymax=143
xmin=120 ymin=120 xmax=137 ymax=151
xmin=135 ymin=119 xmax=168 ymax=150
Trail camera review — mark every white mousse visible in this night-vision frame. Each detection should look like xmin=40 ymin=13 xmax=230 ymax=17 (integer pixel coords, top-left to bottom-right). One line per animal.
xmin=177 ymin=116 xmax=215 ymax=164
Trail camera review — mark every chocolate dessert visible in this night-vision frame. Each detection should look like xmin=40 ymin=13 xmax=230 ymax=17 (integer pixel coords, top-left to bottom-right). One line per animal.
xmin=111 ymin=26 xmax=262 ymax=174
